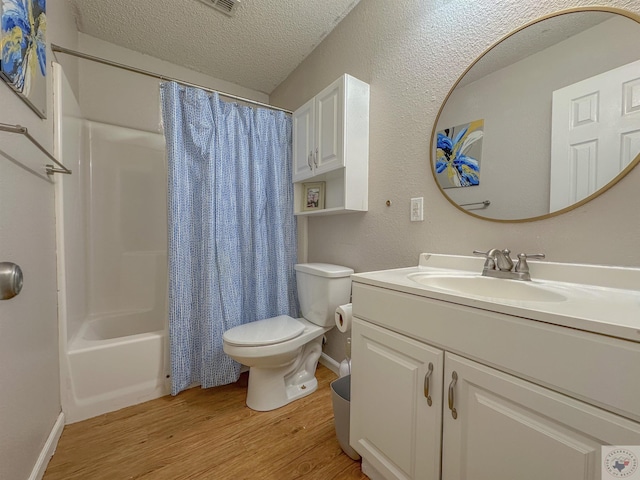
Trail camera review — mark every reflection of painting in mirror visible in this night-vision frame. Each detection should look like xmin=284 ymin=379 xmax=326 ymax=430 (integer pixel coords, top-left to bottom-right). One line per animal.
xmin=431 ymin=9 xmax=640 ymax=221
xmin=435 ymin=119 xmax=483 ymax=189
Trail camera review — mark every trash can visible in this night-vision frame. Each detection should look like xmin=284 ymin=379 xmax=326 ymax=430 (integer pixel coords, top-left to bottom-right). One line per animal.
xmin=330 ymin=374 xmax=361 ymax=460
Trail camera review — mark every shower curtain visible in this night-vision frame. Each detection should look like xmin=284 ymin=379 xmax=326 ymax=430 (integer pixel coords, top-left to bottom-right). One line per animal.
xmin=161 ymin=82 xmax=298 ymax=395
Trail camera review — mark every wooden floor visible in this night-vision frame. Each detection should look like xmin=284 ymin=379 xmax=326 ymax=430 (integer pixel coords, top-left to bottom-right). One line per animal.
xmin=44 ymin=364 xmax=368 ymax=480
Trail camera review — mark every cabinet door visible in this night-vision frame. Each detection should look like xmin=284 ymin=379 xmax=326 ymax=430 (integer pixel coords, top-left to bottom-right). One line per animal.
xmin=313 ymin=78 xmax=344 ymax=175
xmin=351 ymin=319 xmax=443 ymax=480
xmin=292 ymin=97 xmax=315 ymax=182
xmin=442 ymin=353 xmax=640 ymax=480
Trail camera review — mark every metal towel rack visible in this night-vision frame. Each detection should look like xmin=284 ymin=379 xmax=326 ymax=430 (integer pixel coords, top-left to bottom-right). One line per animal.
xmin=0 ymin=122 xmax=72 ymax=175
xmin=460 ymin=200 xmax=490 ymax=208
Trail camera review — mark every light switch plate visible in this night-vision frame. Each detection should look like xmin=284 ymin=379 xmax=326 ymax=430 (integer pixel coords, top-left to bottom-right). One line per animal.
xmin=411 ymin=197 xmax=424 ymax=221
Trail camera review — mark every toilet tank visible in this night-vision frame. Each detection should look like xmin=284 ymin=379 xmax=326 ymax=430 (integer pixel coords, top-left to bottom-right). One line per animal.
xmin=295 ymin=263 xmax=354 ymax=327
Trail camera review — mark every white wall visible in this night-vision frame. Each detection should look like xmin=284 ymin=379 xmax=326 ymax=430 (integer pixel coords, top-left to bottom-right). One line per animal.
xmin=77 ymin=33 xmax=269 ymax=133
xmin=0 ymin=1 xmax=78 ymax=478
xmin=270 ymin=0 xmax=640 ymax=362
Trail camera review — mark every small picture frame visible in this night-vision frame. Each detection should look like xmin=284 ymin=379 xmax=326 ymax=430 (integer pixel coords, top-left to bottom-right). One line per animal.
xmin=302 ymin=182 xmax=325 ymax=211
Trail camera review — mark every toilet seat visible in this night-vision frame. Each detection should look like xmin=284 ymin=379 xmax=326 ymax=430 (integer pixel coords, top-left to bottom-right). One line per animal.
xmin=223 ymin=315 xmax=305 ymax=347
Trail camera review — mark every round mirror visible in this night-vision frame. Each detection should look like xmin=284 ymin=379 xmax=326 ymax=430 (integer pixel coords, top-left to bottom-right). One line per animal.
xmin=430 ymin=7 xmax=640 ymax=222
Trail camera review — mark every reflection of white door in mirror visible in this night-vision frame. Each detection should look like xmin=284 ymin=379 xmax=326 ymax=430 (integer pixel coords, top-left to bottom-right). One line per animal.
xmin=550 ymin=58 xmax=640 ymax=211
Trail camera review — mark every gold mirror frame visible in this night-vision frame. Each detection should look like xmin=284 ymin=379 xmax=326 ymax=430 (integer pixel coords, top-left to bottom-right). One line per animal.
xmin=429 ymin=6 xmax=640 ymax=223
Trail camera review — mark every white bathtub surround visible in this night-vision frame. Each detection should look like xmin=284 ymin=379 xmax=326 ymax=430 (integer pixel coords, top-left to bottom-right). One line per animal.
xmin=54 ymin=65 xmax=169 ymax=424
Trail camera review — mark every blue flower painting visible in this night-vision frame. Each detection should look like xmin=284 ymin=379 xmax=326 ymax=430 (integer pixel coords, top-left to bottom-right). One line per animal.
xmin=435 ymin=119 xmax=483 ymax=188
xmin=1 ymin=0 xmax=46 ymax=118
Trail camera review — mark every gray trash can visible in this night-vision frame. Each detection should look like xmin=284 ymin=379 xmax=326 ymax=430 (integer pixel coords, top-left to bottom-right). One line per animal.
xmin=330 ymin=374 xmax=361 ymax=460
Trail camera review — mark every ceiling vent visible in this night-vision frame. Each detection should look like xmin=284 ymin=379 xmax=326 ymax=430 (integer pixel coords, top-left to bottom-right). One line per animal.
xmin=197 ymin=0 xmax=240 ymax=17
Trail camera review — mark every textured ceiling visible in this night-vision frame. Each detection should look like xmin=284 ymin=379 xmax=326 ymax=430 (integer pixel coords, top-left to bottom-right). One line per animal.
xmin=68 ymin=0 xmax=361 ymax=94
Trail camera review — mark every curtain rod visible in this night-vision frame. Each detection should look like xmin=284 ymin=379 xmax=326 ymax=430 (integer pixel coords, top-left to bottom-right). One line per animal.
xmin=51 ymin=44 xmax=293 ymax=115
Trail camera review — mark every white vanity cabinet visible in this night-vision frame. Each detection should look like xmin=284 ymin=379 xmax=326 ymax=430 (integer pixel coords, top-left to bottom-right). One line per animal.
xmin=350 ymin=319 xmax=443 ymax=480
xmin=350 ymin=281 xmax=640 ymax=480
xmin=441 ymin=353 xmax=640 ymax=480
xmin=292 ymin=74 xmax=369 ymax=215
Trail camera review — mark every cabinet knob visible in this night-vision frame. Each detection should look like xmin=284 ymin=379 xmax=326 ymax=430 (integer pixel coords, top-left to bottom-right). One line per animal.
xmin=424 ymin=362 xmax=433 ymax=406
xmin=307 ymin=151 xmax=313 ymax=170
xmin=448 ymin=371 xmax=458 ymax=420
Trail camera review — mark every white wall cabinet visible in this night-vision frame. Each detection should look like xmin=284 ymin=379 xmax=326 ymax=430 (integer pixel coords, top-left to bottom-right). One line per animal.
xmin=350 ymin=285 xmax=640 ymax=480
xmin=292 ymin=74 xmax=369 ymax=216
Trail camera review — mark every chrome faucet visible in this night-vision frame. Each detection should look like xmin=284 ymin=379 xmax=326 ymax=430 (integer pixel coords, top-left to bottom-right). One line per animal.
xmin=473 ymin=249 xmax=545 ymax=281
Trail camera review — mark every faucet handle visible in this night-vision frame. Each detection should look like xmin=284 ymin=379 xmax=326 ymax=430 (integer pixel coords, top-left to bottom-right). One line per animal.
xmin=515 ymin=253 xmax=545 ymax=274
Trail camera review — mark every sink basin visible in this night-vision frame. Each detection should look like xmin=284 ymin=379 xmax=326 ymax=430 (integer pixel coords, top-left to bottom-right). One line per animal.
xmin=407 ymin=273 xmax=567 ymax=302
xmin=352 ymin=253 xmax=640 ymax=342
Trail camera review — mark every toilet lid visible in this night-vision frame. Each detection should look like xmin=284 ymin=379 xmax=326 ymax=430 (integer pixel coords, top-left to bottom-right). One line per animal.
xmin=223 ymin=315 xmax=305 ymax=347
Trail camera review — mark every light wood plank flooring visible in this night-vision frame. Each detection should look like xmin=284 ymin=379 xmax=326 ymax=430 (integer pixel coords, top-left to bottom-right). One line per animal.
xmin=44 ymin=364 xmax=368 ymax=480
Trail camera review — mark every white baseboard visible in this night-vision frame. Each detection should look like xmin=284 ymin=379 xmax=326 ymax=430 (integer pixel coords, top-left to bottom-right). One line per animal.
xmin=319 ymin=352 xmax=340 ymax=375
xmin=29 ymin=412 xmax=65 ymax=480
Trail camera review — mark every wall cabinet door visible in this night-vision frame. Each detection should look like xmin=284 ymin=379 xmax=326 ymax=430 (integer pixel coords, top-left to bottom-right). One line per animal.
xmin=292 ymin=97 xmax=315 ymax=182
xmin=313 ymin=79 xmax=344 ymax=176
xmin=292 ymin=79 xmax=344 ymax=182
xmin=350 ymin=319 xmax=444 ymax=480
xmin=442 ymin=353 xmax=640 ymax=480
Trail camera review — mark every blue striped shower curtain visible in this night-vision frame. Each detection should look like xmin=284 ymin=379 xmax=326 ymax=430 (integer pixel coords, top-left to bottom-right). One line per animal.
xmin=161 ymin=82 xmax=298 ymax=395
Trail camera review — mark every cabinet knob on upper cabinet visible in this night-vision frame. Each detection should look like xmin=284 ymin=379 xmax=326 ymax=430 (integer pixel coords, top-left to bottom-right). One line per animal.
xmin=448 ymin=371 xmax=458 ymax=420
xmin=307 ymin=151 xmax=313 ymax=170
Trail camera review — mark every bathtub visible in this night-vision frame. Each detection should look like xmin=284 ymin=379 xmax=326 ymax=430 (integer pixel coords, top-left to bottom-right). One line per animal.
xmin=54 ymin=69 xmax=170 ymax=424
xmin=62 ymin=310 xmax=169 ymax=424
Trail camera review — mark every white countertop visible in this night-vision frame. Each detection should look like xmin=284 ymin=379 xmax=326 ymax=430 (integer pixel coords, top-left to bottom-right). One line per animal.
xmin=352 ymin=253 xmax=640 ymax=343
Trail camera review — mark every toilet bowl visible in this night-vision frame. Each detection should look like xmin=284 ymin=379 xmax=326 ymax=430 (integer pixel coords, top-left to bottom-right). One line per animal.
xmin=223 ymin=263 xmax=353 ymax=411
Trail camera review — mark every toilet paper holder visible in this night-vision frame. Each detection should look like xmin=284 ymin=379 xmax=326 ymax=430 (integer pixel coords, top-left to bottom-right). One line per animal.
xmin=335 ymin=303 xmax=353 ymax=333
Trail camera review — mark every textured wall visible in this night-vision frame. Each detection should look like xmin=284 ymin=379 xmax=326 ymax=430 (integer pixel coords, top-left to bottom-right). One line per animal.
xmin=270 ymin=0 xmax=640 ymax=362
xmin=0 ymin=1 xmax=78 ymax=478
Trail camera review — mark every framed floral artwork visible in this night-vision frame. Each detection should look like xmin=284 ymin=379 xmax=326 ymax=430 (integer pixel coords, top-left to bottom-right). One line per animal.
xmin=1 ymin=0 xmax=47 ymax=118
xmin=435 ymin=119 xmax=483 ymax=188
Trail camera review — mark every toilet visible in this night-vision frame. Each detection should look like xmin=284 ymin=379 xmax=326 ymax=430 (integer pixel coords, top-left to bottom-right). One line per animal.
xmin=223 ymin=263 xmax=353 ymax=411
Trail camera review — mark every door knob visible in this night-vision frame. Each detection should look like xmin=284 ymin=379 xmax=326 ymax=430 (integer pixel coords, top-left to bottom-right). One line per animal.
xmin=0 ymin=262 xmax=24 ymax=300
